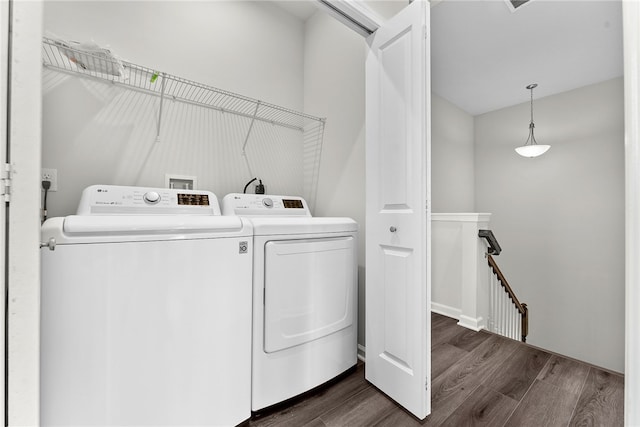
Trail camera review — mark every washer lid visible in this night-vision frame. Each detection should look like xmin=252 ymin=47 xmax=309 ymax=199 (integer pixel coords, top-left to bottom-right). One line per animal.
xmin=64 ymin=215 xmax=243 ymax=234
xmin=41 ymin=215 xmax=251 ymax=244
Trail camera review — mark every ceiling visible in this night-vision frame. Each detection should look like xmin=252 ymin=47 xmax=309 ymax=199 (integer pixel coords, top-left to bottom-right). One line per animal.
xmin=430 ymin=0 xmax=624 ymax=115
xmin=275 ymin=0 xmax=624 ymax=116
xmin=272 ymin=0 xmax=318 ymax=20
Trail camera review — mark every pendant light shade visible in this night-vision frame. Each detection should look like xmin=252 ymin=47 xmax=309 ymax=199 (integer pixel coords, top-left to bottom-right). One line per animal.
xmin=515 ymin=83 xmax=550 ymax=158
xmin=515 ymin=143 xmax=550 ymax=157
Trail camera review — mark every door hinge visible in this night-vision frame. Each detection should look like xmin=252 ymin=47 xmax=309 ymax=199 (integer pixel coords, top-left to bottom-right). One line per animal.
xmin=1 ymin=163 xmax=12 ymax=202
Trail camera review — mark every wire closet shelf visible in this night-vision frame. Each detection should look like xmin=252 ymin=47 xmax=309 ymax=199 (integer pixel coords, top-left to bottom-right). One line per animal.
xmin=41 ymin=36 xmax=326 ymax=133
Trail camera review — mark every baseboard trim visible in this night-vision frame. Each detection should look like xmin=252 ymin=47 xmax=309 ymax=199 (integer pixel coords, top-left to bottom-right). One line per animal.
xmin=357 ymin=344 xmax=366 ymax=362
xmin=458 ymin=314 xmax=485 ymax=332
xmin=431 ymin=302 xmax=461 ymax=320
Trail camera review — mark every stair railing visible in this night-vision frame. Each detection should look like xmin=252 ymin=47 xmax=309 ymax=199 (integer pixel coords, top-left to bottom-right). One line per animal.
xmin=479 ymin=230 xmax=528 ymax=342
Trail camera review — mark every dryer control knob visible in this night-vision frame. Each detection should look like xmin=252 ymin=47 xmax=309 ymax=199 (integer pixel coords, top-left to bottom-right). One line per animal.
xmin=143 ymin=191 xmax=161 ymax=204
xmin=262 ymin=198 xmax=274 ymax=208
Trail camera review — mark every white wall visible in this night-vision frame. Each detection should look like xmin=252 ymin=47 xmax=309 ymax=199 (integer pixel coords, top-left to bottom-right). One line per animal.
xmin=44 ymin=1 xmax=303 ymax=110
xmin=431 ymin=94 xmax=475 ymax=212
xmin=475 ymin=78 xmax=625 ymax=372
xmin=364 ymin=0 xmax=409 ymax=20
xmin=303 ymin=11 xmax=367 ymax=347
xmin=42 ymin=1 xmax=307 ymax=217
xmin=431 ymin=214 xmax=491 ymax=325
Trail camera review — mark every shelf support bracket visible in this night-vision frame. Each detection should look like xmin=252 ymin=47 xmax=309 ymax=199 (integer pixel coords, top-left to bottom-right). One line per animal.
xmin=156 ymin=73 xmax=167 ymax=142
xmin=241 ymin=101 xmax=261 ymax=178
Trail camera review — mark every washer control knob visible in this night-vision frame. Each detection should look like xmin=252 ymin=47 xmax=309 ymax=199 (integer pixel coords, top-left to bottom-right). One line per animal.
xmin=143 ymin=191 xmax=161 ymax=204
xmin=262 ymin=198 xmax=274 ymax=208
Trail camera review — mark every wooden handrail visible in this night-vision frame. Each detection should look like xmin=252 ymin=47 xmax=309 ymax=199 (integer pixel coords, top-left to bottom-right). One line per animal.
xmin=487 ymin=254 xmax=525 ymax=314
xmin=487 ymin=254 xmax=529 ymax=342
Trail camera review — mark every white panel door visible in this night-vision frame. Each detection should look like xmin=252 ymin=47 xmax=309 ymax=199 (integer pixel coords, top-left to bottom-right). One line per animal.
xmin=365 ymin=0 xmax=431 ymax=420
xmin=5 ymin=1 xmax=43 ymax=425
xmin=0 ymin=1 xmax=9 ymax=424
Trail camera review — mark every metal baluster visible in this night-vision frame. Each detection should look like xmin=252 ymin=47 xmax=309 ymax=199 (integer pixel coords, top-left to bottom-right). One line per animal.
xmin=503 ymin=294 xmax=507 ymax=338
xmin=497 ymin=293 xmax=504 ymax=335
xmin=496 ymin=279 xmax=500 ymax=334
xmin=513 ymin=305 xmax=517 ymax=340
xmin=499 ymin=288 xmax=505 ymax=336
xmin=507 ymin=298 xmax=512 ymax=338
xmin=489 ymin=268 xmax=496 ymax=332
xmin=508 ymin=302 xmax=513 ymax=339
xmin=508 ymin=295 xmax=512 ymax=338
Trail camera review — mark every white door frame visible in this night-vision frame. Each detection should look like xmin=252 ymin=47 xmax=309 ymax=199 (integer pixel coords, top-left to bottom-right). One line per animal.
xmin=1 ymin=1 xmax=10 ymax=424
xmin=4 ymin=0 xmax=43 ymax=425
xmin=623 ymin=1 xmax=640 ymax=424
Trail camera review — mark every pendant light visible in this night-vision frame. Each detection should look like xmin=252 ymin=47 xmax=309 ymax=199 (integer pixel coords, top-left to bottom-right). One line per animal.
xmin=515 ymin=83 xmax=550 ymax=158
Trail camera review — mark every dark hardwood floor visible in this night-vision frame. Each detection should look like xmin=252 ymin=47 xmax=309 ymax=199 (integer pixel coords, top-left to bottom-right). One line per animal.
xmin=248 ymin=313 xmax=624 ymax=427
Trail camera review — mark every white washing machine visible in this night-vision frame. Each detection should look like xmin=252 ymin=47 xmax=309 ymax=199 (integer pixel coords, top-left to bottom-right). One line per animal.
xmin=40 ymin=185 xmax=253 ymax=426
xmin=221 ymin=193 xmax=358 ymax=412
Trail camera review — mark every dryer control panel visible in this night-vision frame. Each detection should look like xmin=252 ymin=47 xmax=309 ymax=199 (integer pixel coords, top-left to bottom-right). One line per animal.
xmin=77 ymin=185 xmax=221 ymax=215
xmin=221 ymin=193 xmax=311 ymax=217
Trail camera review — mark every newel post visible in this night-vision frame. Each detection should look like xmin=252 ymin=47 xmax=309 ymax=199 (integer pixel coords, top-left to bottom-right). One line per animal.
xmin=458 ymin=214 xmax=492 ymax=331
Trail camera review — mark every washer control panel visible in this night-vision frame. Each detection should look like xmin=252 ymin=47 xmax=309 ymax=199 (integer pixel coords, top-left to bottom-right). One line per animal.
xmin=221 ymin=193 xmax=310 ymax=217
xmin=77 ymin=185 xmax=220 ymax=215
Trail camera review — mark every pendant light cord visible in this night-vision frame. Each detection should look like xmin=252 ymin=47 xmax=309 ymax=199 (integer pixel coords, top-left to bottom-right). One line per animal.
xmin=526 ymin=83 xmax=538 ymax=145
xmin=530 ymin=86 xmax=534 ymax=125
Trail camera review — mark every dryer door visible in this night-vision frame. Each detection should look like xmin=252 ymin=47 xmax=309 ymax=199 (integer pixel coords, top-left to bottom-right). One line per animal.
xmin=263 ymin=236 xmax=356 ymax=353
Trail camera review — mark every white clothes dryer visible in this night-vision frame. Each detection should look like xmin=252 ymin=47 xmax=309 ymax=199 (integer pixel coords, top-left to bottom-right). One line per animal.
xmin=221 ymin=193 xmax=358 ymax=412
xmin=40 ymin=185 xmax=253 ymax=426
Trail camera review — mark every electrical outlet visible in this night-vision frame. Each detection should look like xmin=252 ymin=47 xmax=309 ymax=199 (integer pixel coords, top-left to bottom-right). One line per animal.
xmin=41 ymin=168 xmax=58 ymax=192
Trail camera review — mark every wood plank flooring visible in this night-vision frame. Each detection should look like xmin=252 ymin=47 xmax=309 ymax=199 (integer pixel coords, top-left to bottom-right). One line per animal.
xmin=247 ymin=313 xmax=624 ymax=427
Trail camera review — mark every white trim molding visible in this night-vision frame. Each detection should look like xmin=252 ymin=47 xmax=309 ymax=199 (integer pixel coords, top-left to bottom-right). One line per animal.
xmin=431 ymin=213 xmax=492 ymax=223
xmin=431 ymin=302 xmax=461 ymax=320
xmin=315 ymin=1 xmax=382 ymax=37
xmin=457 ymin=315 xmax=485 ymax=332
xmin=357 ymin=344 xmax=366 ymax=362
xmin=0 ymin=1 xmax=8 ymax=424
xmin=431 ymin=303 xmax=486 ymax=332
xmin=7 ymin=1 xmax=43 ymax=424
xmin=623 ymin=1 xmax=640 ymax=425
